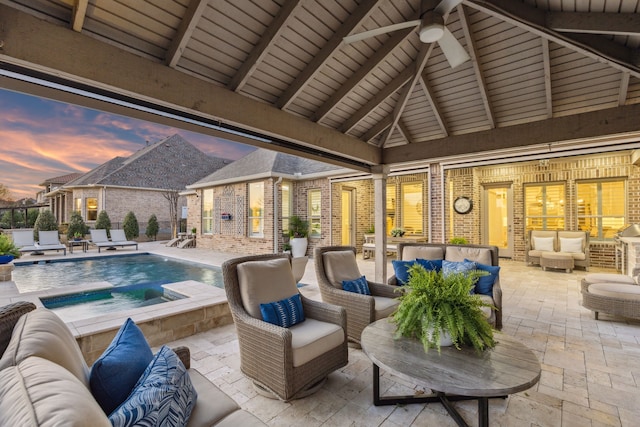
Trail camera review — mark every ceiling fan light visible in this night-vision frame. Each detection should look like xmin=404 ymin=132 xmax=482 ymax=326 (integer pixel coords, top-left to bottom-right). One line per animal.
xmin=419 ymin=23 xmax=444 ymax=43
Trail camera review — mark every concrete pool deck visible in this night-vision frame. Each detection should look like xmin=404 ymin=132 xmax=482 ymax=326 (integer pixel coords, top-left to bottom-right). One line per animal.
xmin=3 ymin=241 xmax=640 ymax=425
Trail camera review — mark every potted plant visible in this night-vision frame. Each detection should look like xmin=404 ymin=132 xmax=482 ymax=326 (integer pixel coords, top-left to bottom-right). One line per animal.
xmin=73 ymin=232 xmax=83 ymax=241
xmin=288 ymin=215 xmax=309 ymax=257
xmin=392 ymin=264 xmax=495 ymax=354
xmin=390 ymin=228 xmax=405 ymax=237
xmin=191 ymin=227 xmax=197 ymax=235
xmin=449 ymin=236 xmax=469 ymax=245
xmin=0 ymin=234 xmax=20 ymax=264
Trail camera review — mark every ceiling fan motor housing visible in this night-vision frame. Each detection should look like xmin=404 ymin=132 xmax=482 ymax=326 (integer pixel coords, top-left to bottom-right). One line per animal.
xmin=419 ymin=10 xmax=445 ymax=43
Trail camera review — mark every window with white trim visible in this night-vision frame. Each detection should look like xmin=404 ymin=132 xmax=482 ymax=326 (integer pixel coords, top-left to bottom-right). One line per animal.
xmin=202 ymin=189 xmax=213 ymax=234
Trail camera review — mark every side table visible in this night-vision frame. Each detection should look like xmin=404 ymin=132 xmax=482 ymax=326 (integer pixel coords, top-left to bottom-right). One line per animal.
xmin=67 ymin=239 xmax=89 ymax=254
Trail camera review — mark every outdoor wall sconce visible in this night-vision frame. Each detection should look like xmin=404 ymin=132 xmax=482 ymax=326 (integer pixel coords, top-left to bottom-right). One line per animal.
xmin=221 ymin=213 xmax=232 ymax=220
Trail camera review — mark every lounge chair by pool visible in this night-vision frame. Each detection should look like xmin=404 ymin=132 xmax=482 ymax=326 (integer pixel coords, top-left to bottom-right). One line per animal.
xmin=36 ymin=230 xmax=66 ymax=255
xmin=109 ymin=229 xmax=138 ymax=252
xmin=12 ymin=230 xmax=39 ymax=254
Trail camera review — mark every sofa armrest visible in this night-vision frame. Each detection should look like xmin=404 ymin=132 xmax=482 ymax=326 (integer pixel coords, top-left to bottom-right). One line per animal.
xmin=0 ymin=301 xmax=37 ymax=356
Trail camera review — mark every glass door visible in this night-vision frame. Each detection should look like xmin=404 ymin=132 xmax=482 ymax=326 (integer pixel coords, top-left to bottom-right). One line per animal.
xmin=341 ymin=189 xmax=355 ymax=245
xmin=483 ymin=185 xmax=513 ymax=258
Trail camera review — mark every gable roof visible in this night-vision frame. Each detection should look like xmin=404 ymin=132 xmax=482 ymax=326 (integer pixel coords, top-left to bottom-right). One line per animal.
xmin=66 ymin=134 xmax=231 ymax=191
xmin=39 ymin=172 xmax=83 ymax=187
xmin=189 ymin=148 xmax=349 ymax=188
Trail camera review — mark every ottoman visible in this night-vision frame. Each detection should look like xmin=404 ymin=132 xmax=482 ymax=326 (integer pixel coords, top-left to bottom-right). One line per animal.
xmin=581 ymin=280 xmax=640 ymax=320
xmin=540 ymin=251 xmax=575 ymax=273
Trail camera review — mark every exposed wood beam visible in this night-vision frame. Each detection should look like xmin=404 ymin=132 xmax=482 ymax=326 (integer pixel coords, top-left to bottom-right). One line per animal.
xmin=276 ymin=0 xmax=382 ymax=110
xmin=380 ymin=41 xmax=434 ymax=147
xmin=547 ymin=12 xmax=640 ymax=36
xmin=619 ymin=72 xmax=630 ymax=106
xmin=383 ymin=103 xmax=640 ymax=163
xmin=541 ymin=38 xmax=553 ymax=118
xmin=465 ymin=0 xmax=640 ymax=78
xmin=459 ymin=5 xmax=494 ymax=128
xmin=165 ymin=0 xmax=209 ymax=68
xmin=228 ymin=0 xmax=301 ymax=92
xmin=418 ymin=74 xmax=449 ymax=136
xmin=398 ymin=120 xmax=414 ymax=144
xmin=71 ymin=0 xmax=88 ymax=32
xmin=340 ymin=66 xmax=414 ymax=133
xmin=0 ymin=4 xmax=380 ymax=168
xmin=313 ymin=26 xmax=415 ymax=123
xmin=363 ymin=116 xmax=393 ymax=143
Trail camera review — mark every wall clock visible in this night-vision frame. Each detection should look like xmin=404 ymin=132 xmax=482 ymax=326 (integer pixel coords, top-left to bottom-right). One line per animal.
xmin=453 ymin=196 xmax=473 ymax=214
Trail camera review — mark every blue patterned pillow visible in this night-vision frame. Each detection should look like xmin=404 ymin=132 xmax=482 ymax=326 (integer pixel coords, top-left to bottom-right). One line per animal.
xmin=109 ymin=346 xmax=197 ymax=427
xmin=441 ymin=260 xmax=476 ymax=277
xmin=90 ymin=318 xmax=153 ymax=415
xmin=416 ymin=258 xmax=443 ymax=272
xmin=391 ymin=260 xmax=416 ymax=285
xmin=342 ymin=276 xmax=371 ymax=295
xmin=260 ymin=293 xmax=305 ymax=327
xmin=468 ymin=260 xmax=500 ymax=296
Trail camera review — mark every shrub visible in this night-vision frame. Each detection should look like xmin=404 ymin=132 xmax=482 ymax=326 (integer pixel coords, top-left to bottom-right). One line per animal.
xmin=122 ymin=211 xmax=139 ymax=240
xmin=0 ymin=234 xmax=20 ymax=258
xmin=33 ymin=209 xmax=58 ymax=242
xmin=449 ymin=237 xmax=469 ymax=245
xmin=146 ymin=214 xmax=159 ymax=241
xmin=67 ymin=212 xmax=88 ymax=239
xmin=95 ymin=210 xmax=112 ymax=236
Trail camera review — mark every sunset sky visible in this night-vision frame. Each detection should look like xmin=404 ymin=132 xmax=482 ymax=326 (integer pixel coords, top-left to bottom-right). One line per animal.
xmin=0 ymin=88 xmax=256 ymax=200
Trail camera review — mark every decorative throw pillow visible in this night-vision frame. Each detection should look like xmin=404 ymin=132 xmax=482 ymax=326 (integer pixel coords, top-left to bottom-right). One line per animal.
xmin=533 ymin=236 xmax=555 ymax=252
xmin=441 ymin=260 xmax=476 ymax=277
xmin=90 ymin=318 xmax=153 ymax=415
xmin=560 ymin=237 xmax=583 ymax=253
xmin=109 ymin=346 xmax=197 ymax=427
xmin=416 ymin=258 xmax=443 ymax=272
xmin=466 ymin=259 xmax=500 ymax=296
xmin=260 ymin=293 xmax=305 ymax=328
xmin=391 ymin=260 xmax=416 ymax=285
xmin=342 ymin=276 xmax=371 ymax=295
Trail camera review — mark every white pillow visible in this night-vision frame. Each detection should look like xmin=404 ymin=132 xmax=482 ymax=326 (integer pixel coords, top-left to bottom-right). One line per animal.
xmin=560 ymin=237 xmax=583 ymax=253
xmin=533 ymin=236 xmax=555 ymax=252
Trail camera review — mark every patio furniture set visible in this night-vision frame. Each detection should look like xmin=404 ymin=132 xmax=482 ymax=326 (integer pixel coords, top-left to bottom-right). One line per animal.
xmin=526 ymin=230 xmax=590 ymax=273
xmin=9 ymin=229 xmax=138 ymax=256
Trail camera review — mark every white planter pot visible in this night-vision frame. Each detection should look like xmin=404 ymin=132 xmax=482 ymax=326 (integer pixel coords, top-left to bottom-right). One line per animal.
xmin=427 ymin=328 xmax=453 ymax=347
xmin=290 ymin=237 xmax=308 ymax=258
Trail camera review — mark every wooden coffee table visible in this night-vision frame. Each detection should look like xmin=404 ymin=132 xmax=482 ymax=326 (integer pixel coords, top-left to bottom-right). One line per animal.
xmin=361 ymin=319 xmax=541 ymax=427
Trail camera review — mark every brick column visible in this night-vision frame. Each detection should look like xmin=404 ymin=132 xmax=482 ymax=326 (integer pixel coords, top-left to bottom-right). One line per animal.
xmin=0 ymin=263 xmax=14 ymax=282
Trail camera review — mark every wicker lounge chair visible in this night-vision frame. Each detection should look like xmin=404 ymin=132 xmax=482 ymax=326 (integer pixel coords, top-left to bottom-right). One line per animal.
xmin=221 ymin=253 xmax=348 ymax=401
xmin=314 ymin=246 xmax=399 ymax=344
xmin=11 ymin=230 xmax=39 ymax=254
xmin=36 ymin=230 xmax=66 ymax=255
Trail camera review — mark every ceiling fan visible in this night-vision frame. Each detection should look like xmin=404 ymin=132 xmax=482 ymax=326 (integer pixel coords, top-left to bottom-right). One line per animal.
xmin=343 ymin=0 xmax=470 ymax=69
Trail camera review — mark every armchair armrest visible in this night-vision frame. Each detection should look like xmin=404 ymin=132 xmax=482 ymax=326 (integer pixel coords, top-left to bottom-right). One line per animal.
xmin=368 ymin=281 xmax=399 ymax=298
xmin=301 ymin=296 xmax=346 ymax=330
xmin=0 ymin=301 xmax=37 ymax=355
xmin=387 ymin=275 xmax=399 ymax=286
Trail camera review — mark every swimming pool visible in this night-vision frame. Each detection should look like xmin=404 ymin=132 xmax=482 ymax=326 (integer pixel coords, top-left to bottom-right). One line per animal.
xmin=13 ymin=253 xmax=223 ymax=293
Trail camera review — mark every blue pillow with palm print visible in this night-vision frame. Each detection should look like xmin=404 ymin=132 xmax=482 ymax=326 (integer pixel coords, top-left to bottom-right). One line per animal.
xmin=441 ymin=260 xmax=476 ymax=277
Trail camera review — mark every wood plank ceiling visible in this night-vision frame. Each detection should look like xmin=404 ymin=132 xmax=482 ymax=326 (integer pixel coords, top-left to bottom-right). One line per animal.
xmin=1 ymin=0 xmax=639 ymax=169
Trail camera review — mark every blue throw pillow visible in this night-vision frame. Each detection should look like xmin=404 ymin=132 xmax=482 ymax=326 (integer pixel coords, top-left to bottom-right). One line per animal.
xmin=342 ymin=275 xmax=371 ymax=295
xmin=109 ymin=346 xmax=197 ymax=427
xmin=470 ymin=260 xmax=500 ymax=296
xmin=391 ymin=260 xmax=416 ymax=285
xmin=441 ymin=260 xmax=476 ymax=277
xmin=416 ymin=258 xmax=443 ymax=272
xmin=260 ymin=293 xmax=305 ymax=327
xmin=90 ymin=318 xmax=153 ymax=415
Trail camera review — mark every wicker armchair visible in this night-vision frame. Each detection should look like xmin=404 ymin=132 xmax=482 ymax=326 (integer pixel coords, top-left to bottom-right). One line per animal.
xmin=314 ymin=246 xmax=399 ymax=344
xmin=0 ymin=301 xmax=37 ymax=355
xmin=221 ymin=253 xmax=348 ymax=401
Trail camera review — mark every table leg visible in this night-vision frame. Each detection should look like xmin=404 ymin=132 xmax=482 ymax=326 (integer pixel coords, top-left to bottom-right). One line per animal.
xmin=478 ymin=397 xmax=489 ymax=427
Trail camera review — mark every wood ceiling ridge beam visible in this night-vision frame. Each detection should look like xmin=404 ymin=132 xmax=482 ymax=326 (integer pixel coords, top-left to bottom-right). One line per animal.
xmin=464 ymin=0 xmax=640 ymax=79
xmin=619 ymin=72 xmax=630 ymax=106
xmin=381 ymin=42 xmax=434 ymax=147
xmin=71 ymin=0 xmax=88 ymax=32
xmin=541 ymin=38 xmax=553 ymax=118
xmin=275 ymin=0 xmax=383 ymax=110
xmin=340 ymin=66 xmax=414 ymax=133
xmin=459 ymin=4 xmax=494 ymax=128
xmin=547 ymin=12 xmax=640 ymax=36
xmin=312 ymin=26 xmax=415 ymax=123
xmin=228 ymin=0 xmax=301 ymax=92
xmin=418 ymin=74 xmax=449 ymax=136
xmin=166 ymin=0 xmax=210 ymax=68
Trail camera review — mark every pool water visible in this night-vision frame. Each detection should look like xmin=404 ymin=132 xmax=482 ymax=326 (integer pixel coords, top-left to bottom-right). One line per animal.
xmin=13 ymin=253 xmax=223 ymax=293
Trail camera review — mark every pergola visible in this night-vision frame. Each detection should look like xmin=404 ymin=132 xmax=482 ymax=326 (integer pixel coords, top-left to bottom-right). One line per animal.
xmin=1 ymin=0 xmax=639 ymax=279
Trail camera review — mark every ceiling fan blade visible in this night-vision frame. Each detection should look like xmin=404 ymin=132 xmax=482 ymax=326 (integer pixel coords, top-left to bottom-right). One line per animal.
xmin=437 ymin=27 xmax=470 ymax=68
xmin=434 ymin=0 xmax=464 ymax=16
xmin=343 ymin=20 xmax=420 ymax=44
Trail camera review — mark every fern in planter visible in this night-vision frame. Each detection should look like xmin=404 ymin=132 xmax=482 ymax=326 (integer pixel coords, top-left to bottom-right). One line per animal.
xmin=392 ymin=264 xmax=495 ymax=354
xmin=0 ymin=234 xmax=20 ymax=258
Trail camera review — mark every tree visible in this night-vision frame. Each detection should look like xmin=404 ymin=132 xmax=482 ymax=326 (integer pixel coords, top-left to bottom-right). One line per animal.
xmin=162 ymin=191 xmax=180 ymax=238
xmin=146 ymin=214 xmax=159 ymax=241
xmin=95 ymin=210 xmax=112 ymax=237
xmin=67 ymin=211 xmax=88 ymax=239
xmin=122 ymin=211 xmax=139 ymax=240
xmin=33 ymin=209 xmax=58 ymax=241
xmin=0 ymin=183 xmax=12 ymax=202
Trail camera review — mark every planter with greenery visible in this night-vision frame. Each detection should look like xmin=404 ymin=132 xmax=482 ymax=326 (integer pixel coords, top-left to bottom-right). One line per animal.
xmin=392 ymin=264 xmax=495 ymax=354
xmin=390 ymin=228 xmax=405 ymax=237
xmin=0 ymin=234 xmax=20 ymax=264
xmin=288 ymin=215 xmax=309 ymax=257
xmin=449 ymin=237 xmax=469 ymax=245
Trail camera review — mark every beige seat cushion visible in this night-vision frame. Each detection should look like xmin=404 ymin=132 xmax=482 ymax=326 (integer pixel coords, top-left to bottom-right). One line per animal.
xmin=187 ymin=370 xmax=243 ymax=427
xmin=402 ymin=246 xmax=444 ymax=261
xmin=589 ymin=283 xmax=640 ymax=301
xmin=289 ymin=318 xmax=344 ymax=367
xmin=0 ymin=357 xmax=110 ymax=427
xmin=237 ymin=258 xmax=298 ymax=319
xmin=445 ymin=246 xmax=492 ymax=265
xmin=373 ymin=296 xmax=399 ymax=320
xmin=322 ymin=250 xmax=362 ymax=289
xmin=585 ymin=273 xmax=636 ymax=285
xmin=0 ymin=308 xmax=89 ymax=387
